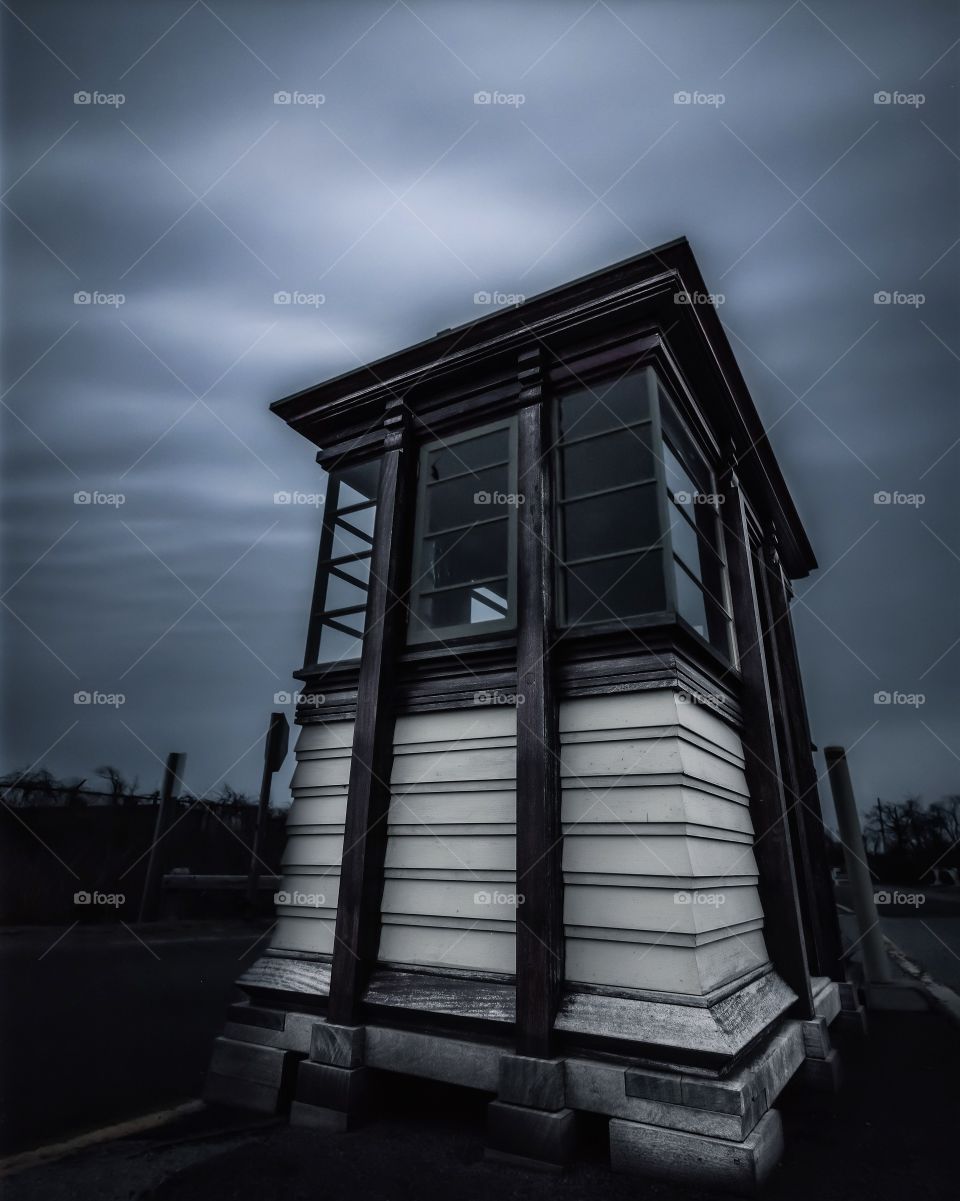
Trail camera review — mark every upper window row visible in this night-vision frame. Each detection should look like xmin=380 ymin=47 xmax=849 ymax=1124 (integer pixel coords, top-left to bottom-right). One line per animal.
xmin=306 ymin=368 xmax=734 ymax=668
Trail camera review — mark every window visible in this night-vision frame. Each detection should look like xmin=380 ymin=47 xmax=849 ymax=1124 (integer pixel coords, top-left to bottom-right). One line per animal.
xmin=555 ymin=372 xmax=666 ymax=626
xmin=407 ymin=419 xmax=517 ymax=644
xmin=305 ymin=459 xmax=379 ymax=666
xmin=658 ymin=381 xmax=733 ymax=659
xmin=554 ymin=367 xmax=734 ymax=661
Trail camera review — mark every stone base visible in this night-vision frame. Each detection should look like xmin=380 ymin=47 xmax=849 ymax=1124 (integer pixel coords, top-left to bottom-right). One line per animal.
xmin=797 ymin=1048 xmax=843 ymax=1092
xmin=204 ymin=1036 xmax=301 ymax=1114
xmin=292 ymin=1061 xmax=369 ymax=1129
xmin=486 ymin=1100 xmax=576 ymax=1169
xmin=609 ymin=1108 xmax=784 ymax=1196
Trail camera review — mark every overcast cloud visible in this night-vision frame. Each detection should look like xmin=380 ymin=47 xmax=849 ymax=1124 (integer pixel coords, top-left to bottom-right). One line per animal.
xmin=2 ymin=0 xmax=958 ymax=822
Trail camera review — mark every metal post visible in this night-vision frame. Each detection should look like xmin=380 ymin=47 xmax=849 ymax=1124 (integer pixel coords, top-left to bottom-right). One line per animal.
xmin=824 ymin=747 xmax=890 ymax=982
xmin=138 ymin=752 xmax=186 ymax=923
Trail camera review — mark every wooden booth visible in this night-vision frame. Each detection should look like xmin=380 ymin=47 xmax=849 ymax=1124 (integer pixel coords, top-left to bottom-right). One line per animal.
xmin=207 ymin=238 xmax=850 ymax=1192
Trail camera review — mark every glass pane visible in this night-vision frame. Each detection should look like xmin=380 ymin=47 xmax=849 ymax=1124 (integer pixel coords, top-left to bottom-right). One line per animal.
xmin=418 ymin=581 xmax=509 ymax=630
xmin=426 ymin=464 xmax=508 ymax=533
xmin=675 ymin=561 xmax=709 ymax=640
xmin=558 ymin=373 xmax=650 ymax=441
xmin=663 ymin=442 xmax=700 ymax=514
xmin=422 ymin=519 xmax=509 ymax=590
xmin=564 ymin=551 xmax=664 ymax=625
xmin=669 ymin=505 xmax=705 ymax=581
xmin=323 ymin=572 xmax=369 ymax=611
xmin=337 ymin=460 xmax=379 ymax=507
xmin=331 ymin=519 xmax=373 ymax=557
xmin=316 ymin=622 xmax=362 ymax=664
xmin=561 ymin=426 xmax=655 ymax=499
xmin=562 ymin=482 xmax=660 ymax=561
xmin=427 ymin=428 xmax=509 ymax=482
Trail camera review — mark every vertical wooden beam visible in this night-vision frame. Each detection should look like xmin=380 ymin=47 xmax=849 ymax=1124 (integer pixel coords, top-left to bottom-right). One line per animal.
xmin=763 ymin=545 xmax=844 ymax=979
xmin=514 ymin=348 xmax=564 ymax=1057
xmin=720 ymin=474 xmax=814 ymax=1017
xmin=327 ymin=402 xmax=413 ymax=1025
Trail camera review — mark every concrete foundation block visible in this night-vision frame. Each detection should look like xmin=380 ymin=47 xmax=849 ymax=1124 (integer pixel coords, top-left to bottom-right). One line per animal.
xmin=310 ymin=1021 xmax=365 ymax=1068
xmin=800 ymin=1017 xmax=832 ymax=1059
xmin=486 ymin=1100 xmax=576 ymax=1169
xmin=797 ymin=1048 xmax=843 ymax=1093
xmin=498 ymin=1054 xmax=566 ymax=1111
xmin=295 ymin=1060 xmax=369 ymax=1120
xmin=609 ymin=1107 xmax=784 ymax=1196
xmin=204 ymin=1036 xmax=300 ymax=1114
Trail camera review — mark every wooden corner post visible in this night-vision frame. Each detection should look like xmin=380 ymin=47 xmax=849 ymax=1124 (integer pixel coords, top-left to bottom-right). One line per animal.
xmin=514 ymin=347 xmax=564 ymax=1057
xmin=327 ymin=400 xmax=414 ymax=1026
xmin=721 ymin=471 xmax=814 ymax=1018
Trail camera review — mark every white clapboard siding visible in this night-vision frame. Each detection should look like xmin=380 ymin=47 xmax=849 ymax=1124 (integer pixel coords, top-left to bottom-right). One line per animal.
xmin=270 ymin=720 xmax=353 ymax=957
xmin=561 ymin=691 xmax=770 ymax=995
xmin=378 ymin=707 xmax=518 ymax=974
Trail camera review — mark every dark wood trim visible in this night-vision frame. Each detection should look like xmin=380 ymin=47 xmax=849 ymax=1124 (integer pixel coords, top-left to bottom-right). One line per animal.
xmin=763 ymin=544 xmax=844 ymax=979
xmin=326 ymin=400 xmax=415 ymax=1025
xmin=720 ymin=473 xmax=815 ymax=1018
xmin=514 ymin=350 xmax=564 ymax=1057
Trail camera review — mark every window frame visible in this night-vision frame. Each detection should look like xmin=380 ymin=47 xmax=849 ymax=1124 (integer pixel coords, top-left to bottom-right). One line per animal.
xmin=551 ymin=363 xmax=736 ymax=666
xmin=303 ymin=457 xmax=380 ymax=669
xmin=406 ymin=416 xmax=520 ymax=647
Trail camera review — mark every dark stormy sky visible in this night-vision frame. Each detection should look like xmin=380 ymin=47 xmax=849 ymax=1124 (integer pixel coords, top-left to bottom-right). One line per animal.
xmin=2 ymin=1 xmax=957 ymax=822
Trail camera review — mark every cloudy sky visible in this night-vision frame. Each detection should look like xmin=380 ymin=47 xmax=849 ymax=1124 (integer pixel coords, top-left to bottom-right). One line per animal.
xmin=2 ymin=0 xmax=957 ymax=822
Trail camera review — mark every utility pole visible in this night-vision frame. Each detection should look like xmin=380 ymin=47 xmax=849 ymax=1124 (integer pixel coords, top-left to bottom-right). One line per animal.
xmin=138 ymin=752 xmax=186 ymax=923
xmin=876 ymin=797 xmax=887 ymax=855
xmin=246 ymin=712 xmax=289 ymax=911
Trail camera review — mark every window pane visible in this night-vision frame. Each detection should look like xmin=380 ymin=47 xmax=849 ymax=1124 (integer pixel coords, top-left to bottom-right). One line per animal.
xmin=422 ymin=519 xmax=509 ymax=589
xmin=562 ymin=482 xmax=660 ymax=561
xmin=558 ymin=374 xmax=650 ymax=440
xmin=675 ymin=560 xmax=730 ymax=655
xmin=663 ymin=442 xmax=700 ymax=513
xmin=323 ymin=572 xmax=369 ymax=611
xmin=669 ymin=505 xmax=705 ymax=581
xmin=337 ymin=460 xmax=379 ymax=507
xmin=427 ymin=428 xmax=509 ymax=482
xmin=426 ymin=464 xmax=508 ymax=533
xmin=417 ymin=581 xmax=509 ymax=630
xmin=316 ymin=622 xmax=363 ymax=664
xmin=560 ymin=426 xmax=656 ymax=499
xmin=564 ymin=551 xmax=664 ymax=625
